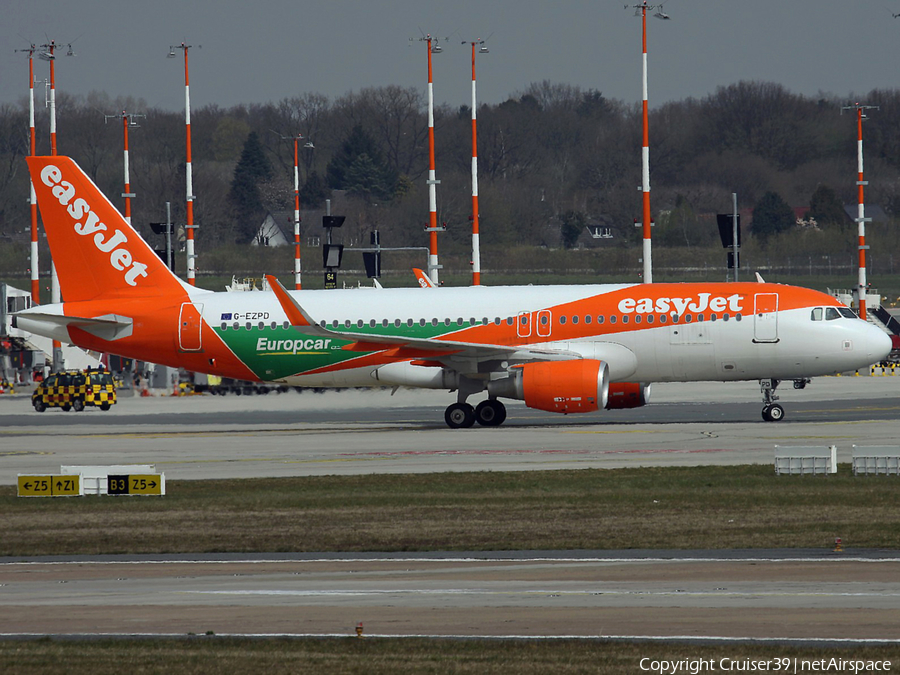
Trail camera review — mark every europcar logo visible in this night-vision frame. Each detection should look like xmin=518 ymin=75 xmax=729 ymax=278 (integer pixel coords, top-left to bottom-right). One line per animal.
xmin=617 ymin=293 xmax=744 ymax=315
xmin=256 ymin=337 xmax=332 ymax=355
xmin=40 ymin=164 xmax=149 ymax=287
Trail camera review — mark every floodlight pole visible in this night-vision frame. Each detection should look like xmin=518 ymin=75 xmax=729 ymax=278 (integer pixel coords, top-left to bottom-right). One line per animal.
xmin=40 ymin=39 xmax=72 ymax=372
xmin=630 ymin=2 xmax=668 ymax=284
xmin=465 ymin=39 xmax=487 ymax=286
xmin=420 ymin=35 xmax=443 ymax=285
xmin=171 ymin=43 xmax=197 ymax=285
xmin=105 ymin=111 xmax=145 ymax=226
xmin=17 ymin=44 xmax=39 ymax=303
xmin=842 ymin=103 xmax=879 ymax=320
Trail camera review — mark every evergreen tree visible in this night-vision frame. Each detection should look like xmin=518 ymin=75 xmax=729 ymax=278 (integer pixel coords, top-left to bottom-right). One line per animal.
xmin=560 ymin=211 xmax=586 ymax=249
xmin=228 ymin=131 xmax=274 ymax=243
xmin=326 ymin=125 xmax=397 ymax=201
xmin=808 ymin=184 xmax=847 ymax=230
xmin=300 ymin=171 xmax=329 ymax=209
xmin=751 ymin=191 xmax=795 ymax=243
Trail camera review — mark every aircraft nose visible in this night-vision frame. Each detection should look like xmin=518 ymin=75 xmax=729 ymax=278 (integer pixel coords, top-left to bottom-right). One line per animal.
xmin=867 ymin=326 xmax=893 ymax=363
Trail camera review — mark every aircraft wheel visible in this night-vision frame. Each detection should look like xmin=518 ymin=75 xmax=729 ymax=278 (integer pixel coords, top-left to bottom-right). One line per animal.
xmin=767 ymin=403 xmax=785 ymax=422
xmin=475 ymin=399 xmax=507 ymax=427
xmin=72 ymin=398 xmax=85 ymax=412
xmin=33 ymin=400 xmax=46 ymax=413
xmin=445 ymin=403 xmax=475 ymax=429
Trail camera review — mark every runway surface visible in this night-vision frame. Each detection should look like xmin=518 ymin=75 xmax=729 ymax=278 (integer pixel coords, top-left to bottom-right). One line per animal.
xmin=2 ymin=554 xmax=899 ymax=640
xmin=3 ymin=377 xmax=900 ymax=641
xmin=1 ymin=377 xmax=899 ymax=483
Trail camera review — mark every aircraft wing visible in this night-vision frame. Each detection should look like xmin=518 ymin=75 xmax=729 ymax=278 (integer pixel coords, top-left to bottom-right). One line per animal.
xmin=265 ymin=275 xmax=580 ymax=367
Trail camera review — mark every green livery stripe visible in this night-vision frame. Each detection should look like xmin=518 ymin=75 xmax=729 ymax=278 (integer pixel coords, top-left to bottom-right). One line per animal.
xmin=214 ymin=323 xmax=463 ymax=380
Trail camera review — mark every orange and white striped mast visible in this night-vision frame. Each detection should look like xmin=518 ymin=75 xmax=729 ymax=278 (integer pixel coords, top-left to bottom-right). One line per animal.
xmin=290 ymin=134 xmax=312 ymax=290
xmin=106 ymin=111 xmax=144 ymax=226
xmin=39 ymin=39 xmax=74 ymax=370
xmin=464 ymin=38 xmax=488 ymax=286
xmin=416 ymin=34 xmax=444 ymax=285
xmin=170 ymin=43 xmax=197 ymax=285
xmin=842 ymin=103 xmax=878 ymax=320
xmin=16 ymin=44 xmax=39 ymax=303
xmin=631 ymin=2 xmax=669 ymax=283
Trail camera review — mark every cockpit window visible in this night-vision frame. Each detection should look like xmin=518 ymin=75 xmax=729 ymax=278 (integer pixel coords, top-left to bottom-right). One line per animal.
xmin=825 ymin=307 xmax=841 ymax=321
xmin=811 ymin=307 xmax=823 ymax=321
xmin=838 ymin=307 xmax=857 ymax=319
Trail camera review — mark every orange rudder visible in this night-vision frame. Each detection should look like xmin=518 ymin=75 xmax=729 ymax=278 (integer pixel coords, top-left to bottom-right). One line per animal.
xmin=27 ymin=156 xmax=186 ymax=302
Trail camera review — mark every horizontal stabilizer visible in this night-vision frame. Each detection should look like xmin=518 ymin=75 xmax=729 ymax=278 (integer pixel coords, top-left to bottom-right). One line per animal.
xmin=14 ymin=311 xmax=133 ymax=342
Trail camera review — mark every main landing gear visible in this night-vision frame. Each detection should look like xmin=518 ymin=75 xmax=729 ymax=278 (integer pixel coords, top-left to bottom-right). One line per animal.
xmin=759 ymin=378 xmax=784 ymax=422
xmin=444 ymin=399 xmax=507 ymax=429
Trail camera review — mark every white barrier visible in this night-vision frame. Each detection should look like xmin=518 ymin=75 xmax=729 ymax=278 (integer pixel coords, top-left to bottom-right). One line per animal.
xmin=852 ymin=446 xmax=900 ymax=476
xmin=774 ymin=445 xmax=837 ymax=475
xmin=60 ymin=465 xmax=157 ymax=495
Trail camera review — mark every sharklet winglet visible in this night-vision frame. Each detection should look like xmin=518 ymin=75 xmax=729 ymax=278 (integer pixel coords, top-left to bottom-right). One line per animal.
xmin=265 ymin=275 xmax=337 ymax=339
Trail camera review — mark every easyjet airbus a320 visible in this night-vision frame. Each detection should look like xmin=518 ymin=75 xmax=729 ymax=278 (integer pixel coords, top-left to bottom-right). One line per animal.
xmin=15 ymin=157 xmax=892 ymax=427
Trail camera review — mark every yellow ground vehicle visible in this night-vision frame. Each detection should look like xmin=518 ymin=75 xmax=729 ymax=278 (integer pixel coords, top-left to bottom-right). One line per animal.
xmin=32 ymin=368 xmax=117 ymax=412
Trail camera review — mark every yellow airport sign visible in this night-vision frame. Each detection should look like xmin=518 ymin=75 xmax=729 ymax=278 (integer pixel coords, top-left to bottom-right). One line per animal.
xmin=18 ymin=475 xmax=81 ymax=497
xmin=107 ymin=474 xmax=164 ymax=496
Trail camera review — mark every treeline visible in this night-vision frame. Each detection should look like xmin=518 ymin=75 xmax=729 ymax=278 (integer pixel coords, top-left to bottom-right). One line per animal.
xmin=2 ymin=81 xmax=900 ymax=267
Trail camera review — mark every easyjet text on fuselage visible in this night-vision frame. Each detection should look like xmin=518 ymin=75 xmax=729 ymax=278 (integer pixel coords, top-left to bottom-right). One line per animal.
xmin=617 ymin=293 xmax=743 ymax=315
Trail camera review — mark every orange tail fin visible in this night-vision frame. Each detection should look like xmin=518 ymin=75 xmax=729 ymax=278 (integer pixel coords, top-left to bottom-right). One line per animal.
xmin=26 ymin=156 xmax=187 ymax=303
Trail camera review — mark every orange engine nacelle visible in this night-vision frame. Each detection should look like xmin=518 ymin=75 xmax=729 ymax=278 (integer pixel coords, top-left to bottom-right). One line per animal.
xmin=605 ymin=382 xmax=651 ymax=410
xmin=518 ymin=359 xmax=610 ymax=414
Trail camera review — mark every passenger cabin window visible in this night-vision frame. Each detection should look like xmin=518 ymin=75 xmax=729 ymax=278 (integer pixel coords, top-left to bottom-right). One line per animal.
xmin=811 ymin=307 xmax=823 ymax=321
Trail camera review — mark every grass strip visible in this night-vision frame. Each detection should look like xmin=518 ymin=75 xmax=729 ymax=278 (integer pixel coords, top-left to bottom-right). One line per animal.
xmin=3 ymin=465 xmax=900 ymax=556
xmin=1 ymin=638 xmax=899 ymax=675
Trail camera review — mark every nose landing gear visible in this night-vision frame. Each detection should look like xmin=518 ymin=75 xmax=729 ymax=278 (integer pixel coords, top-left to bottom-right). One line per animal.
xmin=760 ymin=379 xmax=784 ymax=422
